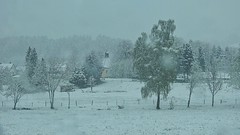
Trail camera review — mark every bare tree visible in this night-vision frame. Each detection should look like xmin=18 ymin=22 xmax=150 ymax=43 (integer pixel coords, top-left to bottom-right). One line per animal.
xmin=47 ymin=58 xmax=65 ymax=109
xmin=206 ymin=72 xmax=223 ymax=107
xmin=187 ymin=61 xmax=202 ymax=108
xmin=35 ymin=57 xmax=65 ymax=109
xmin=2 ymin=75 xmax=28 ymax=110
xmin=206 ymin=46 xmax=223 ymax=107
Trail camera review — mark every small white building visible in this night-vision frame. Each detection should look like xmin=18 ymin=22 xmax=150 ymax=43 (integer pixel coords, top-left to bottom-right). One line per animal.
xmin=0 ymin=63 xmax=17 ymax=75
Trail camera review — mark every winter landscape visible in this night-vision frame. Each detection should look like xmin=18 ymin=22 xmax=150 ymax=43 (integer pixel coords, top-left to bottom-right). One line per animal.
xmin=1 ymin=0 xmax=240 ymax=135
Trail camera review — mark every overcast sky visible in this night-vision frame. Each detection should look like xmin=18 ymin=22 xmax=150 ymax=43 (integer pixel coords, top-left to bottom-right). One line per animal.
xmin=1 ymin=0 xmax=240 ymax=45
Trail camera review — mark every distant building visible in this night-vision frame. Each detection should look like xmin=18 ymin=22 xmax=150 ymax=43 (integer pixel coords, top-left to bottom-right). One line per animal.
xmin=0 ymin=63 xmax=17 ymax=75
xmin=101 ymin=52 xmax=110 ymax=78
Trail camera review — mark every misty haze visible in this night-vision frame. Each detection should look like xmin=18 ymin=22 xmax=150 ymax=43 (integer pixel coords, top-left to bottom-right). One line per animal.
xmin=0 ymin=0 xmax=240 ymax=135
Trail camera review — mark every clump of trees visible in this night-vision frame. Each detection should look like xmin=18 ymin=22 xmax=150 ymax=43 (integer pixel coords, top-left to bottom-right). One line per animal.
xmin=229 ymin=49 xmax=240 ymax=97
xmin=176 ymin=40 xmax=238 ymax=107
xmin=68 ymin=51 xmax=103 ymax=91
xmin=25 ymin=47 xmax=66 ymax=109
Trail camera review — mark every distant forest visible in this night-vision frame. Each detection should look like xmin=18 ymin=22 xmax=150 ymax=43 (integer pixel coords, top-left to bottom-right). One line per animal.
xmin=0 ymin=35 xmax=125 ymax=65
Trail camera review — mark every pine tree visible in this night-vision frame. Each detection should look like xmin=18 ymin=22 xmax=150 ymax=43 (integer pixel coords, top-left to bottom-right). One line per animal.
xmin=30 ymin=48 xmax=38 ymax=71
xmin=198 ymin=46 xmax=205 ymax=72
xmin=133 ymin=32 xmax=149 ymax=80
xmin=84 ymin=51 xmax=102 ymax=83
xmin=25 ymin=47 xmax=32 ymax=79
xmin=33 ymin=58 xmax=48 ymax=88
xmin=133 ymin=19 xmax=177 ymax=110
xmin=69 ymin=68 xmax=87 ymax=88
xmin=25 ymin=47 xmax=38 ymax=83
xmin=182 ymin=42 xmax=194 ymax=81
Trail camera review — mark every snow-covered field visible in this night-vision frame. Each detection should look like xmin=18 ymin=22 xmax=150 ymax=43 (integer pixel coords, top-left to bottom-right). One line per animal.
xmin=1 ymin=78 xmax=240 ymax=135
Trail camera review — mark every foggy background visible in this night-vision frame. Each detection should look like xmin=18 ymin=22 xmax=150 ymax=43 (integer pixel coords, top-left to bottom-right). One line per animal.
xmin=0 ymin=0 xmax=240 ymax=65
xmin=1 ymin=0 xmax=240 ymax=44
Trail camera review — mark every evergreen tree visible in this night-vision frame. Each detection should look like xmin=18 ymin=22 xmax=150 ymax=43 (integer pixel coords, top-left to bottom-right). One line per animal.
xmin=25 ymin=47 xmax=32 ymax=79
xmin=30 ymin=48 xmax=38 ymax=72
xmin=25 ymin=47 xmax=38 ymax=83
xmin=133 ymin=19 xmax=177 ymax=110
xmin=182 ymin=42 xmax=194 ymax=80
xmin=84 ymin=51 xmax=102 ymax=83
xmin=33 ymin=58 xmax=48 ymax=88
xmin=69 ymin=68 xmax=87 ymax=88
xmin=198 ymin=46 xmax=205 ymax=72
xmin=133 ymin=32 xmax=150 ymax=80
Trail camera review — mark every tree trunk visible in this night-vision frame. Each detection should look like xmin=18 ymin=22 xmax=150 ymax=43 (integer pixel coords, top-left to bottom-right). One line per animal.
xmin=67 ymin=92 xmax=70 ymax=109
xmin=211 ymin=94 xmax=214 ymax=107
xmin=156 ymin=91 xmax=160 ymax=110
xmin=50 ymin=101 xmax=54 ymax=109
xmin=187 ymin=90 xmax=192 ymax=108
xmin=49 ymin=91 xmax=55 ymax=109
xmin=13 ymin=101 xmax=17 ymax=110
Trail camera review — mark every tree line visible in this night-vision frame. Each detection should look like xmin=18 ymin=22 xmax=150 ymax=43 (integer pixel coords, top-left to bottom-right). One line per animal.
xmin=133 ymin=19 xmax=239 ymax=109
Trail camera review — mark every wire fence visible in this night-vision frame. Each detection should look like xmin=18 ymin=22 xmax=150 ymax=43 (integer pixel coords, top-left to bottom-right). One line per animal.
xmin=1 ymin=97 xmax=239 ymax=110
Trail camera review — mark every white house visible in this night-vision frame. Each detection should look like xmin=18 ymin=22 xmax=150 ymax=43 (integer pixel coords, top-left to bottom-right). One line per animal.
xmin=0 ymin=63 xmax=17 ymax=75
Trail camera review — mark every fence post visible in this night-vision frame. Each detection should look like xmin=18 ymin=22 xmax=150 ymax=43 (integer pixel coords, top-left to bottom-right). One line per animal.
xmin=91 ymin=100 xmax=93 ymax=106
xmin=75 ymin=101 xmax=78 ymax=106
xmin=203 ymin=99 xmax=205 ymax=104
xmin=2 ymin=101 xmax=3 ymax=107
xmin=32 ymin=102 xmax=33 ymax=107
xmin=107 ymin=101 xmax=108 ymax=106
xmin=61 ymin=102 xmax=63 ymax=107
xmin=45 ymin=101 xmax=47 ymax=107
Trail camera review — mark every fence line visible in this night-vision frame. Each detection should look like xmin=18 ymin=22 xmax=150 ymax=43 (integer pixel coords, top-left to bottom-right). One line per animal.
xmin=0 ymin=98 xmax=239 ymax=109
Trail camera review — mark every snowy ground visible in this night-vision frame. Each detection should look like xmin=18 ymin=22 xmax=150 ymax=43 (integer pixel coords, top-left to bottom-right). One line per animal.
xmin=0 ymin=78 xmax=240 ymax=135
